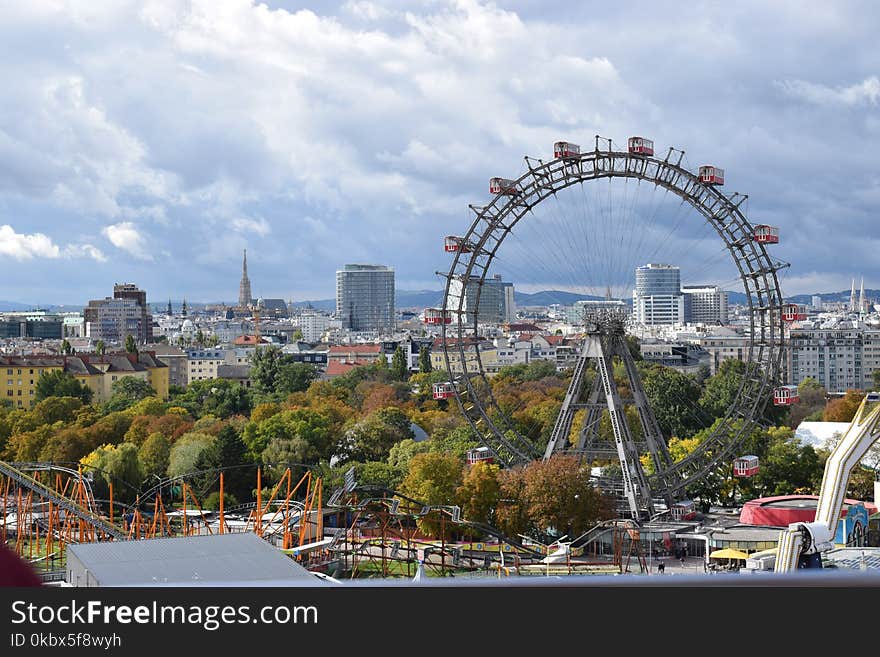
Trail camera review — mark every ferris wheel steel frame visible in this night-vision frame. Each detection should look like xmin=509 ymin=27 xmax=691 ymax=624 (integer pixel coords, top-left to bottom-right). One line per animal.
xmin=440 ymin=138 xmax=788 ymax=508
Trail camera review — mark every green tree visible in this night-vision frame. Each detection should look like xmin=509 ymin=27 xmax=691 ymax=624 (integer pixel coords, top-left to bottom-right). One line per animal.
xmin=203 ymin=491 xmax=239 ymax=510
xmin=81 ymin=443 xmax=144 ymax=503
xmin=194 ymin=329 xmax=205 ymax=346
xmin=641 ymin=364 xmax=707 ymax=438
xmin=124 ymin=334 xmax=138 ymax=354
xmin=399 ymin=452 xmax=464 ymax=535
xmin=874 ymin=370 xmax=880 ymax=390
xmin=355 ymin=461 xmax=403 ymax=489
xmin=291 ymin=329 xmax=304 ymax=342
xmin=275 ymin=362 xmax=319 ymax=395
xmin=60 ymin=339 xmax=72 ymax=355
xmin=138 ymin=432 xmax=171 ymax=480
xmin=34 ymin=370 xmax=94 ymax=404
xmin=244 ymin=408 xmax=333 ymax=464
xmin=210 ymin=425 xmax=252 ymax=502
xmin=753 ymin=427 xmax=821 ymax=496
xmin=171 ymin=379 xmax=252 ymax=418
xmin=167 ymin=432 xmax=216 ymax=478
xmin=418 ymin=346 xmax=433 ymax=374
xmin=788 ymin=377 xmax=827 ymax=427
xmin=104 ymin=377 xmax=156 ymax=412
xmin=391 ymin=346 xmax=409 ymax=381
xmin=95 ymin=340 xmax=106 ymax=355
xmin=339 ymin=407 xmax=415 ymax=463
xmin=699 ymin=359 xmax=745 ymax=419
xmin=31 ymin=396 xmax=83 ymax=425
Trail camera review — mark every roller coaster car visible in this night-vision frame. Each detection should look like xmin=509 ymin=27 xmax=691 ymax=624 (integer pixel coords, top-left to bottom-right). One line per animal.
xmin=553 ymin=141 xmax=581 ymax=159
xmin=698 ymin=165 xmax=724 ymax=185
xmin=627 ymin=136 xmax=654 ymax=156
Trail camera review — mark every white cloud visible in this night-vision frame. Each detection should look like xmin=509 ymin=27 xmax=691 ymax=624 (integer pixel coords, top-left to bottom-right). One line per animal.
xmin=0 ymin=224 xmax=105 ymax=262
xmin=777 ymin=76 xmax=880 ymax=107
xmin=102 ymin=222 xmax=153 ymax=260
xmin=231 ymin=216 xmax=271 ymax=236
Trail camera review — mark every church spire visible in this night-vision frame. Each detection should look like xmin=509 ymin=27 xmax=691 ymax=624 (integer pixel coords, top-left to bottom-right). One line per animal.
xmin=239 ymin=249 xmax=253 ymax=308
xmin=859 ymin=277 xmax=865 ymax=317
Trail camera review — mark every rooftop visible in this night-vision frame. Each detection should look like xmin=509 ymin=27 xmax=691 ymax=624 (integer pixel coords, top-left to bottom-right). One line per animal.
xmin=66 ymin=533 xmax=324 ymax=586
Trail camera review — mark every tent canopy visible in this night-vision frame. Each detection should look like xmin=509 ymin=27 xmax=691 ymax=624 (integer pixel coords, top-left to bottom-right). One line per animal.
xmin=709 ymin=548 xmax=750 ymax=560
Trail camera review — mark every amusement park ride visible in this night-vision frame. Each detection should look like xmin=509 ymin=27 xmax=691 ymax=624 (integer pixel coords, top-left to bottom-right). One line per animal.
xmin=433 ymin=134 xmax=796 ymax=522
xmin=1 ymin=133 xmax=827 ymax=582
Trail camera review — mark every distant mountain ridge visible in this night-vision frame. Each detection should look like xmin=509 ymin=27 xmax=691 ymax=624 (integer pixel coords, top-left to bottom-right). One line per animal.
xmin=5 ymin=288 xmax=875 ymax=314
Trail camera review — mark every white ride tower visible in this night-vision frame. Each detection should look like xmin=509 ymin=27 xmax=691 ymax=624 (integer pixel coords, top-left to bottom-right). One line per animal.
xmin=774 ymin=391 xmax=880 ymax=572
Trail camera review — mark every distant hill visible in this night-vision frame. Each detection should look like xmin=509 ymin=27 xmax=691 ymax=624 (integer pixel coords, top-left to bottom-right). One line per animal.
xmin=515 ymin=291 xmax=605 ymax=306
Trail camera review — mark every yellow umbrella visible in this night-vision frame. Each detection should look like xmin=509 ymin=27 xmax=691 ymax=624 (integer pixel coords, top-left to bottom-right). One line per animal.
xmin=709 ymin=548 xmax=750 ymax=560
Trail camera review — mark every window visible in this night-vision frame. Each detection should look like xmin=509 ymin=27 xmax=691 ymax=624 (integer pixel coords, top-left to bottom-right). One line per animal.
xmin=17 ymin=390 xmax=21 ymax=396
xmin=6 ymin=380 xmax=10 ymax=386
xmin=17 ymin=369 xmax=21 ymax=375
xmin=29 ymin=369 xmax=33 ymax=374
xmin=28 ymin=390 xmax=33 ymax=396
xmin=5 ymin=369 xmax=10 ymax=375
xmin=6 ymin=391 xmax=10 ymax=397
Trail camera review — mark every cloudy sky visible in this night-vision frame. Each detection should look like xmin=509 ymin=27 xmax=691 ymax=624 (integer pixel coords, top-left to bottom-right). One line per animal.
xmin=1 ymin=0 xmax=878 ymax=305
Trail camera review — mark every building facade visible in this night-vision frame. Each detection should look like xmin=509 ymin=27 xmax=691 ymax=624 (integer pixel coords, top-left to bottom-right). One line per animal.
xmin=682 ymin=285 xmax=729 ymax=324
xmin=335 ymin=264 xmax=395 ymax=332
xmin=448 ymin=274 xmax=516 ymax=324
xmin=239 ymin=250 xmax=253 ymax=308
xmin=83 ymin=283 xmax=152 ymax=345
xmin=0 ymin=352 xmax=168 ymax=408
xmin=186 ymin=348 xmax=226 ymax=384
xmin=789 ymin=327 xmax=870 ymax=392
xmin=633 ymin=264 xmax=685 ymax=326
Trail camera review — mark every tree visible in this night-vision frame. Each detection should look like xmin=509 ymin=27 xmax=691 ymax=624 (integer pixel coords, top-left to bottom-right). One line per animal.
xmin=171 ymin=379 xmax=252 ymax=418
xmin=203 ymin=491 xmax=239 ymax=510
xmin=31 ymin=396 xmax=82 ymax=425
xmin=339 ymin=407 xmax=414 ymax=463
xmin=275 ymin=362 xmax=319 ymax=395
xmin=753 ymin=427 xmax=821 ymax=496
xmin=138 ymin=432 xmax=171 ymax=480
xmin=194 ymin=329 xmax=205 ymax=346
xmin=34 ymin=370 xmax=94 ymax=404
xmin=250 ymin=346 xmax=318 ymax=398
xmin=824 ymin=390 xmax=864 ymax=422
xmin=641 ymin=365 xmax=706 ymax=438
xmin=104 ymin=377 xmax=156 ymax=412
xmin=244 ymin=408 xmax=333 ymax=464
xmin=520 ymin=456 xmax=609 ymax=538
xmin=124 ymin=334 xmax=138 ymax=354
xmin=95 ymin=340 xmax=106 ymax=355
xmin=418 ymin=346 xmax=433 ymax=374
xmin=60 ymin=339 xmax=72 ymax=355
xmin=291 ymin=329 xmax=304 ymax=342
xmin=788 ymin=377 xmax=827 ymax=427
xmin=399 ymin=452 xmax=464 ymax=535
xmin=391 ymin=346 xmax=409 ymax=381
xmin=210 ymin=425 xmax=252 ymax=502
xmin=698 ymin=358 xmax=744 ymax=419
xmin=874 ymin=370 xmax=880 ymax=390
xmin=81 ymin=443 xmax=144 ymax=503
xmin=456 ymin=461 xmax=501 ymax=525
xmin=167 ymin=432 xmax=215 ymax=478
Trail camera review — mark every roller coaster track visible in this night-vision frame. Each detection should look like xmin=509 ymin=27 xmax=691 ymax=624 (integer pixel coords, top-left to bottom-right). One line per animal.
xmin=330 ymin=484 xmax=544 ymax=558
xmin=0 ymin=461 xmax=127 ymax=541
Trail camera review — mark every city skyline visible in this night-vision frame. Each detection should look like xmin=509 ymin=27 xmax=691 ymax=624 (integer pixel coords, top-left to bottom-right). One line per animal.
xmin=1 ymin=2 xmax=878 ymax=303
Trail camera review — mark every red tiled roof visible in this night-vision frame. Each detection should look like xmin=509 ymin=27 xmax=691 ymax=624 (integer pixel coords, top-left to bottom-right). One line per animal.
xmin=325 ymin=360 xmax=371 ymax=377
xmin=234 ymin=335 xmax=270 ymax=345
xmin=506 ymin=323 xmax=543 ymax=332
xmin=545 ymin=335 xmax=566 ymax=345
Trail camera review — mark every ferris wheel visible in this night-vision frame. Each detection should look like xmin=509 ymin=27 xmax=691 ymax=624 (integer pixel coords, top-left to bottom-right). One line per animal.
xmin=431 ymin=135 xmax=796 ymax=520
